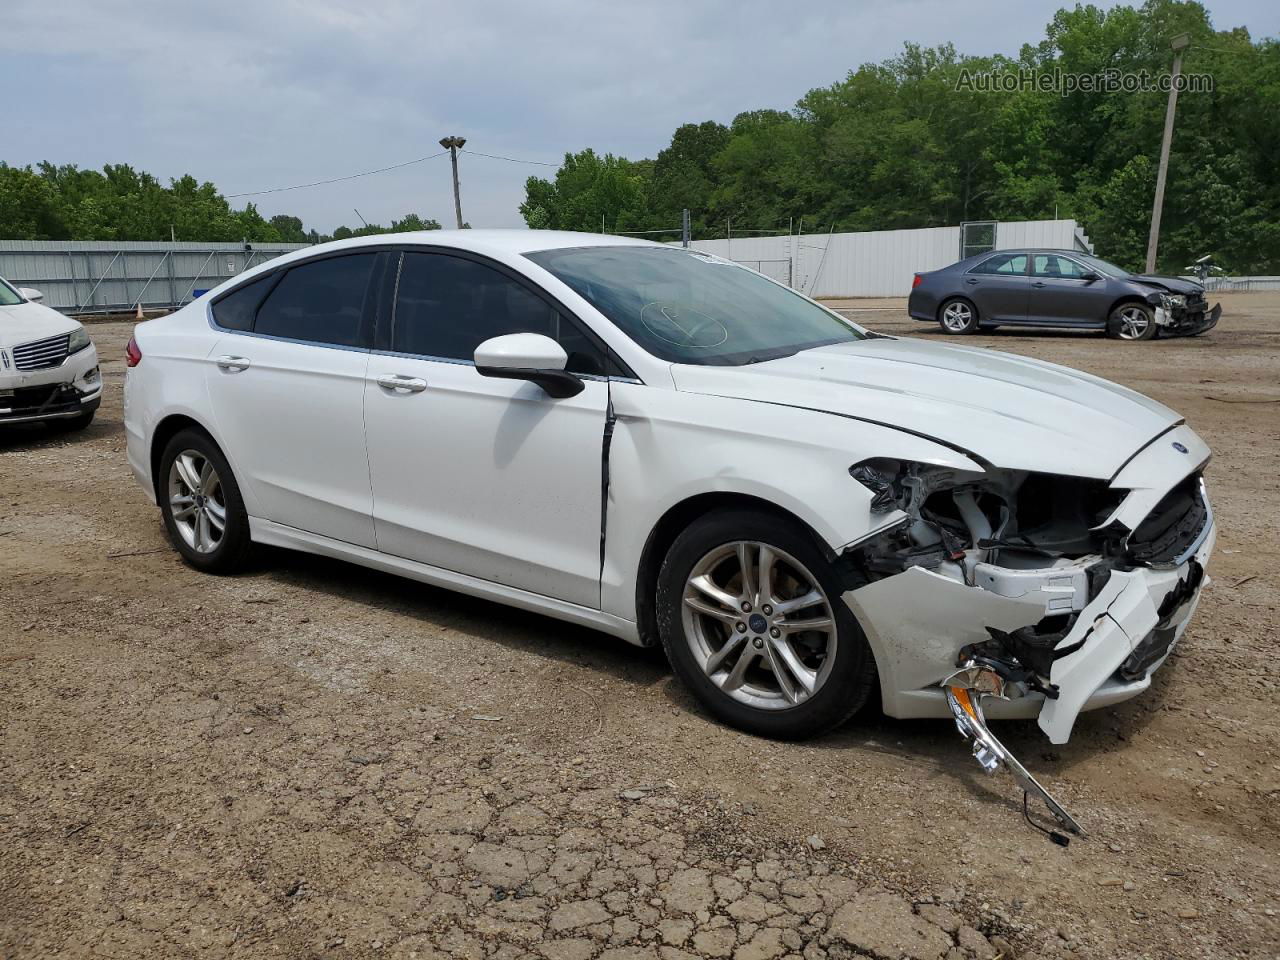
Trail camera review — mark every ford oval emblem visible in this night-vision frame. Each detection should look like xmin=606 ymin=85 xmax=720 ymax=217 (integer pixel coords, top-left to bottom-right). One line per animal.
xmin=1172 ymin=442 xmax=1189 ymax=453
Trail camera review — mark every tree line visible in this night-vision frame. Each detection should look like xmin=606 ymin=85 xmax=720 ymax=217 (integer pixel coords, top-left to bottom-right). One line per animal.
xmin=0 ymin=162 xmax=441 ymax=245
xmin=521 ymin=0 xmax=1279 ymax=274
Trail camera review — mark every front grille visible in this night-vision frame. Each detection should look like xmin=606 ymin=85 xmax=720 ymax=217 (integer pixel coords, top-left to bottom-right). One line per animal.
xmin=12 ymin=333 xmax=70 ymax=371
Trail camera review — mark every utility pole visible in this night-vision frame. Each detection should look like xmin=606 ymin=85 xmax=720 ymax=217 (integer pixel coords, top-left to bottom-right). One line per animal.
xmin=681 ymin=208 xmax=691 ymax=248
xmin=439 ymin=136 xmax=467 ymax=229
xmin=1146 ymin=33 xmax=1190 ymax=273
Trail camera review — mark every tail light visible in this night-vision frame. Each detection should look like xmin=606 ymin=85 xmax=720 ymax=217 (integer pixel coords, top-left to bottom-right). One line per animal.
xmin=125 ymin=336 xmax=142 ymax=367
xmin=911 ymin=274 xmax=923 ymax=289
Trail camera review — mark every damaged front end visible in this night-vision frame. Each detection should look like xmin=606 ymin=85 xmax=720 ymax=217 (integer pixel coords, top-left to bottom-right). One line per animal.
xmin=1147 ymin=289 xmax=1221 ymax=337
xmin=842 ymin=429 xmax=1215 ymax=832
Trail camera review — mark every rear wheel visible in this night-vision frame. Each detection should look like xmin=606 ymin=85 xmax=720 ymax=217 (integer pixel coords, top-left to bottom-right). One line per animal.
xmin=1108 ymin=302 xmax=1157 ymax=340
xmin=938 ymin=298 xmax=979 ymax=334
xmin=158 ymin=428 xmax=253 ymax=573
xmin=656 ymin=509 xmax=877 ymax=740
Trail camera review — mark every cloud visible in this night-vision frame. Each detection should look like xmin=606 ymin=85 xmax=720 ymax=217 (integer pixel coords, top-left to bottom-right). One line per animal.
xmin=4 ymin=0 xmax=1276 ymax=232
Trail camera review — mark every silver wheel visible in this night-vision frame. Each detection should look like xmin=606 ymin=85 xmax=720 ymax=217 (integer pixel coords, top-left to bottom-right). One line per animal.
xmin=167 ymin=449 xmax=227 ymax=554
xmin=681 ymin=541 xmax=838 ymax=710
xmin=941 ymin=301 xmax=974 ymax=332
xmin=1116 ymin=305 xmax=1151 ymax=340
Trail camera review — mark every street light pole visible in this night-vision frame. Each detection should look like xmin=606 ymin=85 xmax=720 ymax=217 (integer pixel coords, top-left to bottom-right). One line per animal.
xmin=1145 ymin=33 xmax=1191 ymax=273
xmin=439 ymin=136 xmax=467 ymax=229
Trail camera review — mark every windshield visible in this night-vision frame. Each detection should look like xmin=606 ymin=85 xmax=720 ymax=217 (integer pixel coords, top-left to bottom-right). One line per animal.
xmin=1076 ymin=254 xmax=1131 ymax=279
xmin=526 ymin=246 xmax=867 ymax=365
xmin=0 ymin=278 xmax=24 ymax=307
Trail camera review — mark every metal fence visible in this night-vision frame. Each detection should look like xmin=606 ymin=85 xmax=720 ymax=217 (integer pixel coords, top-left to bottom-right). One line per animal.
xmin=677 ymin=219 xmax=1094 ymax=297
xmin=0 ymin=240 xmax=311 ymax=315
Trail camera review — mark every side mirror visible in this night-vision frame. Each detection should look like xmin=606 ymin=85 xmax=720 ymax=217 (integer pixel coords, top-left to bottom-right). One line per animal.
xmin=1080 ymin=272 xmax=1100 ymax=283
xmin=18 ymin=287 xmax=44 ymax=302
xmin=474 ymin=333 xmax=584 ymax=399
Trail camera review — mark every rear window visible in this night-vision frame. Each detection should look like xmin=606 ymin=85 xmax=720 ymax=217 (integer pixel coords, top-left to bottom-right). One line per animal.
xmin=211 ymin=274 xmax=276 ymax=331
xmin=970 ymin=253 xmax=1027 ymax=276
xmin=254 ymin=254 xmax=376 ymax=347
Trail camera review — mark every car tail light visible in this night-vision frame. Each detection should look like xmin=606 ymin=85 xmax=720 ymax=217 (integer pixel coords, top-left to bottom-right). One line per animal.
xmin=125 ymin=336 xmax=142 ymax=367
xmin=911 ymin=274 xmax=923 ymax=289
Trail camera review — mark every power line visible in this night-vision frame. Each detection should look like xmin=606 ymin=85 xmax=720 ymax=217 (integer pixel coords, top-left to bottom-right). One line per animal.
xmin=460 ymin=148 xmax=559 ymax=167
xmin=225 ymin=150 xmax=449 ymax=199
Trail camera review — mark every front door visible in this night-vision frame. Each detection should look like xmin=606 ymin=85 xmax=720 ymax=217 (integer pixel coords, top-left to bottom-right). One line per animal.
xmin=204 ymin=252 xmax=384 ymax=548
xmin=1026 ymin=253 xmax=1109 ymax=326
xmin=364 ymin=251 xmax=612 ymax=607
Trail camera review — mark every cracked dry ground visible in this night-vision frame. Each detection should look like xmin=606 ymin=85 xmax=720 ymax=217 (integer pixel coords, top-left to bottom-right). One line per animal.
xmin=3 ymin=294 xmax=1279 ymax=960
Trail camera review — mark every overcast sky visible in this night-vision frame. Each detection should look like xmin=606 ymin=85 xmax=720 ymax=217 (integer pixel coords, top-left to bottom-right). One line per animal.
xmin=5 ymin=0 xmax=1276 ymax=234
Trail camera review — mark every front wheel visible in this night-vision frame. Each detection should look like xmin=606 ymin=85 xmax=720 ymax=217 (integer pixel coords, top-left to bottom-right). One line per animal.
xmin=938 ymin=298 xmax=979 ymax=334
xmin=1108 ymin=302 xmax=1157 ymax=340
xmin=656 ymin=509 xmax=877 ymax=740
xmin=158 ymin=428 xmax=253 ymax=573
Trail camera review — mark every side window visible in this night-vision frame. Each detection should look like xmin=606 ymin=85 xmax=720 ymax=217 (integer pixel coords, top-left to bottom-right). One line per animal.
xmin=1032 ymin=255 xmax=1087 ymax=279
xmin=971 ymin=253 xmax=1027 ymax=276
xmin=211 ymin=274 xmax=276 ymax=331
xmin=254 ymin=254 xmax=377 ymax=347
xmin=393 ymin=253 xmax=607 ymax=376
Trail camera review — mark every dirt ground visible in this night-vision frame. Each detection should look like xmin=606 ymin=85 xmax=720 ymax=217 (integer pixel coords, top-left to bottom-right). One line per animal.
xmin=2 ymin=293 xmax=1278 ymax=960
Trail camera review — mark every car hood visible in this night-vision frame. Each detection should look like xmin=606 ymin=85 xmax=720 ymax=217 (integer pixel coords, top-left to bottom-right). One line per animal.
xmin=669 ymin=337 xmax=1182 ymax=480
xmin=0 ymin=301 xmax=78 ymax=347
xmin=1127 ymin=274 xmax=1205 ymax=297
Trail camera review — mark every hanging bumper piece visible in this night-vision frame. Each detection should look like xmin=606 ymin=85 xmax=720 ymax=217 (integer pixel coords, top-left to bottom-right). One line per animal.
xmin=943 ymin=661 xmax=1085 ymax=841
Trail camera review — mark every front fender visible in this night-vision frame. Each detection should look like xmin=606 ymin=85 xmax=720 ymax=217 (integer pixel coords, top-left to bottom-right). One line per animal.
xmin=601 ymin=382 xmax=983 ymax=622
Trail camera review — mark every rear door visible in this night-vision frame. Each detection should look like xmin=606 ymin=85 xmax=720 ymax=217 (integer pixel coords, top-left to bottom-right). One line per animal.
xmin=364 ymin=250 xmax=613 ymax=607
xmin=204 ymin=252 xmax=391 ymax=548
xmin=962 ymin=252 xmax=1029 ymax=322
xmin=1026 ymin=254 xmax=1109 ymax=327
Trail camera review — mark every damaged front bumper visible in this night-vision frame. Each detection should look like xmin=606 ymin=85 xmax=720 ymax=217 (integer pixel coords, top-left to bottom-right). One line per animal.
xmin=1154 ymin=300 xmax=1221 ymax=337
xmin=845 ymin=496 xmax=1214 ymax=745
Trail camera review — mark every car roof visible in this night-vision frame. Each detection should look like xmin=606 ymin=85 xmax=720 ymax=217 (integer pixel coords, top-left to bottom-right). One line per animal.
xmin=300 ymin=229 xmax=661 ymax=259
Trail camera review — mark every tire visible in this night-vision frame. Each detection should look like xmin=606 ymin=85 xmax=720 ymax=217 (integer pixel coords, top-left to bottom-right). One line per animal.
xmin=937 ymin=298 xmax=979 ymax=335
xmin=1107 ymin=302 xmax=1157 ymax=340
xmin=656 ymin=509 xmax=877 ymax=740
xmin=47 ymin=410 xmax=94 ymax=432
xmin=158 ymin=428 xmax=253 ymax=573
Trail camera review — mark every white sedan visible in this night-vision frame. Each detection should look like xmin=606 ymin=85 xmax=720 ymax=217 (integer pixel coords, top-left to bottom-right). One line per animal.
xmin=122 ymin=231 xmax=1213 ymax=777
xmin=1 ymin=277 xmax=101 ymax=430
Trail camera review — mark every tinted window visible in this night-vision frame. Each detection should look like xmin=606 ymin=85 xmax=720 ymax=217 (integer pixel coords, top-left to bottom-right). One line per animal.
xmin=1032 ymin=254 xmax=1088 ymax=278
xmin=526 ymin=246 xmax=865 ymax=366
xmin=393 ymin=253 xmax=607 ymax=376
xmin=211 ymin=274 xmax=276 ymax=331
xmin=970 ymin=253 xmax=1027 ymax=276
xmin=254 ymin=254 xmax=376 ymax=347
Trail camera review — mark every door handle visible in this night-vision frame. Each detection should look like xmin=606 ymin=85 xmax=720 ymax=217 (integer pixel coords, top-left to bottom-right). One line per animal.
xmin=216 ymin=355 xmax=251 ymax=372
xmin=964 ymin=277 xmax=979 ymax=285
xmin=1032 ymin=281 xmax=1046 ymax=288
xmin=376 ymin=374 xmax=428 ymax=393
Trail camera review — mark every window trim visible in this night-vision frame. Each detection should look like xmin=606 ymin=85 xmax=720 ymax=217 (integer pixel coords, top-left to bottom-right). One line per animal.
xmin=373 ymin=245 xmax=640 ymax=382
xmin=966 ymin=252 xmax=1030 ymax=277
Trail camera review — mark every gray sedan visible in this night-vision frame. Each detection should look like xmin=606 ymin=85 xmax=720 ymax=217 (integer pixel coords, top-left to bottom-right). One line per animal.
xmin=908 ymin=249 xmax=1220 ymax=340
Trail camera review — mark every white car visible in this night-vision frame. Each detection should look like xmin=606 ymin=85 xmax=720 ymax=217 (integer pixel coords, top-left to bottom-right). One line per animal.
xmin=1 ymin=277 xmax=101 ymax=430
xmin=123 ymin=231 xmax=1213 ymax=783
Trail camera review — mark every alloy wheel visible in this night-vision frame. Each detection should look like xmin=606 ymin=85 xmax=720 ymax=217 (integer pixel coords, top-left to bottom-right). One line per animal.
xmin=941 ymin=302 xmax=973 ymax=332
xmin=167 ymin=449 xmax=227 ymax=554
xmin=1117 ymin=306 xmax=1151 ymax=340
xmin=681 ymin=541 xmax=838 ymax=710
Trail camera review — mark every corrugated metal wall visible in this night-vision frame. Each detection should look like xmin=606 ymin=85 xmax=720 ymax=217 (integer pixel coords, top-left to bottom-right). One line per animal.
xmin=681 ymin=219 xmax=1091 ymax=297
xmin=0 ymin=240 xmax=311 ymax=314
